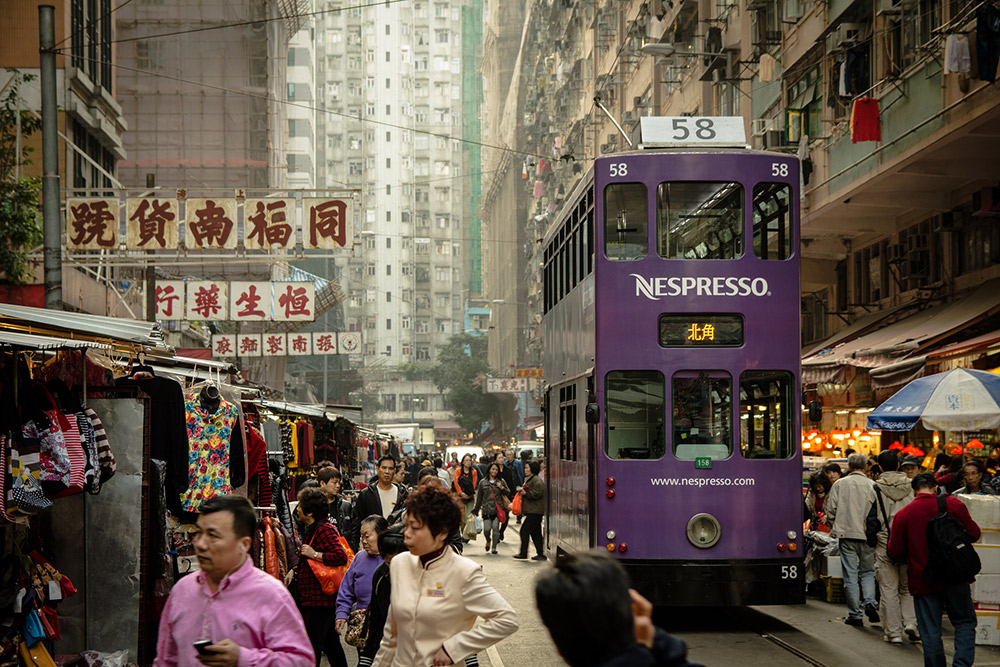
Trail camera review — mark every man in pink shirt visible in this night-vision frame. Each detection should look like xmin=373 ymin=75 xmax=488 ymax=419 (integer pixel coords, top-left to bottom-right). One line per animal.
xmin=154 ymin=496 xmax=314 ymax=667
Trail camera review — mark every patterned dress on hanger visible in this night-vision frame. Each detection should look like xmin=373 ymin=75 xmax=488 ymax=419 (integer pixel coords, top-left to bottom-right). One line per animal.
xmin=180 ymin=396 xmax=239 ymax=512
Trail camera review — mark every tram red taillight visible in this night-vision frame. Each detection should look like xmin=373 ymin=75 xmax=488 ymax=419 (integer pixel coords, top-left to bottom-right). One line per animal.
xmin=776 ymin=543 xmax=787 ymax=552
xmin=606 ymin=477 xmax=615 ymax=487
xmin=606 ymin=489 xmax=616 ymax=498
xmin=618 ymin=543 xmax=628 ymax=553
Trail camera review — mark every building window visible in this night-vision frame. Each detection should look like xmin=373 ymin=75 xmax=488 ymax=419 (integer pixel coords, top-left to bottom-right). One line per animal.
xmin=386 ymin=265 xmax=392 ymax=276
xmin=386 ymin=319 xmax=392 ymax=330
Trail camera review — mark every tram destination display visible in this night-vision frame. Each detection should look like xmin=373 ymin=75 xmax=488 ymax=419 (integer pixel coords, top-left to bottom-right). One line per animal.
xmin=658 ymin=313 xmax=744 ymax=347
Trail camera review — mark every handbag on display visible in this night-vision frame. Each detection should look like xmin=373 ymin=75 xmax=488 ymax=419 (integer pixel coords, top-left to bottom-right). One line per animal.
xmin=5 ymin=433 xmax=52 ymax=518
xmin=18 ymin=641 xmax=58 ymax=667
xmin=22 ymin=610 xmax=46 ymax=648
xmin=344 ymin=608 xmax=368 ymax=648
xmin=84 ymin=408 xmax=115 ymax=488
xmin=306 ymin=531 xmax=354 ymax=596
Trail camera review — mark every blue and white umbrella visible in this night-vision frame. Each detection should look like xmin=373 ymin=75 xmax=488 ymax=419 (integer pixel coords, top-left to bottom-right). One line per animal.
xmin=867 ymin=368 xmax=1000 ymax=432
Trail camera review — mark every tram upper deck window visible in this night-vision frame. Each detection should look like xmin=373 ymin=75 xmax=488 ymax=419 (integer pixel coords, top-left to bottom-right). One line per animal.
xmin=656 ymin=182 xmax=744 ymax=259
xmin=604 ymin=183 xmax=648 ymax=260
xmin=739 ymin=370 xmax=793 ymax=459
xmin=672 ymin=371 xmax=732 ymax=460
xmin=605 ymin=370 xmax=665 ymax=460
xmin=752 ymin=183 xmax=793 ymax=260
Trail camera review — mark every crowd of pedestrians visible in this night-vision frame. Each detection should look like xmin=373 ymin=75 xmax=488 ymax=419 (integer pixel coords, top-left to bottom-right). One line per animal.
xmin=811 ymin=447 xmax=991 ymax=667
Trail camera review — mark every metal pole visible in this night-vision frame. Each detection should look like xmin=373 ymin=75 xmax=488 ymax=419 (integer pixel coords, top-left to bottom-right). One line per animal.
xmin=39 ymin=5 xmax=62 ymax=310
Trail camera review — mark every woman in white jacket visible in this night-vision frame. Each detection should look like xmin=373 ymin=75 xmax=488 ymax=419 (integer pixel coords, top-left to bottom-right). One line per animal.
xmin=372 ymin=485 xmax=519 ymax=666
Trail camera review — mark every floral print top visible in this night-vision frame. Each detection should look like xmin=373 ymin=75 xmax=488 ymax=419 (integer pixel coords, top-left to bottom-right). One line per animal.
xmin=180 ymin=396 xmax=239 ymax=512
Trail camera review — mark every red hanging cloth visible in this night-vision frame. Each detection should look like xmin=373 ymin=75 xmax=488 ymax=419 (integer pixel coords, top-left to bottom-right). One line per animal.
xmin=851 ymin=97 xmax=881 ymax=143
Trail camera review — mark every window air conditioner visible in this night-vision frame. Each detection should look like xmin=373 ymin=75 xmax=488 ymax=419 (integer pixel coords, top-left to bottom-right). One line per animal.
xmin=836 ymin=23 xmax=863 ymax=47
xmin=761 ymin=129 xmax=785 ymax=149
xmin=973 ymin=187 xmax=1000 ymax=216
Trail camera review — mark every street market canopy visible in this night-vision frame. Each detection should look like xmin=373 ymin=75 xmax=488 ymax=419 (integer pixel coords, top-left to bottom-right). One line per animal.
xmin=803 ymin=278 xmax=1000 ymax=384
xmin=0 ymin=303 xmax=165 ymax=349
xmin=866 ymin=368 xmax=1000 ymax=432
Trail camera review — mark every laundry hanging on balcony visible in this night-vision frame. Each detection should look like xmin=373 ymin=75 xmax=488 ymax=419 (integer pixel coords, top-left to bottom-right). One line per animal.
xmin=850 ymin=97 xmax=881 ymax=143
xmin=976 ymin=3 xmax=1000 ymax=82
xmin=944 ymin=34 xmax=971 ymax=74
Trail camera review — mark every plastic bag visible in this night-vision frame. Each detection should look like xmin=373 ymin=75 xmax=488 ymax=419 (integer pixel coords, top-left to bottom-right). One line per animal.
xmin=462 ymin=513 xmax=477 ymax=541
xmin=474 ymin=515 xmax=483 ymax=533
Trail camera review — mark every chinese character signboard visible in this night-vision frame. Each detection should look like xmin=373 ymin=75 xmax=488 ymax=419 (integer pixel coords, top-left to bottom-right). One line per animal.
xmin=230 ymin=282 xmax=272 ymax=321
xmin=244 ymin=199 xmax=294 ymax=249
xmin=515 ymin=368 xmax=544 ymax=378
xmin=155 ymin=280 xmax=185 ymax=319
xmin=337 ymin=332 xmax=361 ymax=355
xmin=304 ymin=198 xmax=352 ymax=249
xmin=274 ymin=282 xmax=315 ymax=321
xmin=485 ymin=378 xmax=529 ymax=393
xmin=127 ymin=198 xmax=178 ymax=249
xmin=212 ymin=335 xmax=236 ymax=358
xmin=237 ymin=334 xmax=262 ymax=357
xmin=288 ymin=333 xmax=312 ymax=356
xmin=263 ymin=333 xmax=287 ymax=357
xmin=185 ymin=198 xmax=237 ymax=249
xmin=66 ymin=198 xmax=118 ymax=249
xmin=186 ymin=281 xmax=228 ymax=321
xmin=313 ymin=332 xmax=337 ymax=355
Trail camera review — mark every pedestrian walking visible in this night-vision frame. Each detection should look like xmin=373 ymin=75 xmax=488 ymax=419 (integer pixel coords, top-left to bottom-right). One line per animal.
xmin=535 ymin=551 xmax=702 ymax=667
xmin=335 ymin=515 xmax=388 ymax=660
xmin=472 ymin=462 xmax=510 ymax=554
xmin=355 ymin=456 xmax=408 ymax=521
xmin=435 ymin=457 xmax=452 ymax=486
xmin=371 ymin=485 xmax=518 ymax=666
xmin=286 ymin=488 xmax=351 ymax=667
xmin=153 ymin=495 xmax=314 ymax=667
xmin=358 ymin=526 xmax=407 ymax=667
xmin=953 ymin=458 xmax=997 ymax=495
xmin=513 ymin=460 xmax=546 ymax=561
xmin=452 ymin=454 xmax=480 ymax=530
xmin=804 ymin=471 xmax=831 ymax=531
xmin=826 ymin=453 xmax=879 ymax=626
xmin=497 ymin=451 xmax=520 ymax=541
xmin=900 ymin=455 xmax=922 ymax=480
xmin=873 ymin=450 xmax=918 ymax=644
xmin=888 ymin=472 xmax=981 ymax=667
xmin=824 ymin=462 xmax=843 ymax=484
xmin=319 ymin=465 xmax=359 ymax=552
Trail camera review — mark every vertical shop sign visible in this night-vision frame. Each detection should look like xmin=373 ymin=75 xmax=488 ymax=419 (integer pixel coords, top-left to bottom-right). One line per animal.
xmin=237 ymin=334 xmax=262 ymax=357
xmin=274 ymin=282 xmax=315 ymax=321
xmin=230 ymin=282 xmax=272 ymax=321
xmin=304 ymin=198 xmax=352 ymax=249
xmin=66 ymin=198 xmax=119 ymax=249
xmin=186 ymin=281 xmax=228 ymax=320
xmin=154 ymin=280 xmax=185 ymax=319
xmin=263 ymin=333 xmax=287 ymax=357
xmin=126 ymin=198 xmax=178 ymax=249
xmin=244 ymin=199 xmax=295 ymax=249
xmin=185 ymin=199 xmax=237 ymax=249
xmin=211 ymin=335 xmax=236 ymax=359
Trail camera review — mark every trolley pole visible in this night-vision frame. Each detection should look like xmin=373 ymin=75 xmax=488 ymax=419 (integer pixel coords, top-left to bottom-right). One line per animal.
xmin=39 ymin=5 xmax=63 ymax=310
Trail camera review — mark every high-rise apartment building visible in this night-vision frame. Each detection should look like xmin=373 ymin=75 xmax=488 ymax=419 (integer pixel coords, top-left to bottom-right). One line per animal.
xmin=317 ymin=1 xmax=483 ymax=426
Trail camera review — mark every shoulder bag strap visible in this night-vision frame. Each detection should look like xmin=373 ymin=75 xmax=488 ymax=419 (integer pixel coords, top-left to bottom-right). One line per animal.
xmin=875 ymin=487 xmax=890 ymax=539
xmin=937 ymin=493 xmax=948 ymax=516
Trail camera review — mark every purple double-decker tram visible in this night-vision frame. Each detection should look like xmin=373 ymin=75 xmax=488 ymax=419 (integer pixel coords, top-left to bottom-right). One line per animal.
xmin=542 ymin=130 xmax=804 ymax=606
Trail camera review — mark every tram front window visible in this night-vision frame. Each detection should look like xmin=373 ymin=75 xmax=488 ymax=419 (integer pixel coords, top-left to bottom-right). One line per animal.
xmin=657 ymin=182 xmax=744 ymax=259
xmin=605 ymin=370 xmax=665 ymax=459
xmin=739 ymin=370 xmax=793 ymax=459
xmin=604 ymin=183 xmax=648 ymax=260
xmin=672 ymin=371 xmax=732 ymax=460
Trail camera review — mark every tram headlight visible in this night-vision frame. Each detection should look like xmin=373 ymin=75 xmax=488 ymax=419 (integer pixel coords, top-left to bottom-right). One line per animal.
xmin=685 ymin=513 xmax=722 ymax=549
xmin=606 ymin=530 xmax=616 ymax=540
xmin=787 ymin=530 xmax=797 ymax=541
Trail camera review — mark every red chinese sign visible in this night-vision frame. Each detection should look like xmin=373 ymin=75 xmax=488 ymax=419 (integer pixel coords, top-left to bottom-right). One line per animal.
xmin=313 ymin=333 xmax=337 ymax=355
xmin=275 ymin=282 xmax=315 ymax=321
xmin=244 ymin=199 xmax=294 ymax=249
xmin=185 ymin=198 xmax=237 ymax=249
xmin=263 ymin=334 xmax=287 ymax=357
xmin=127 ymin=198 xmax=178 ymax=249
xmin=230 ymin=282 xmax=272 ymax=321
xmin=211 ymin=335 xmax=236 ymax=358
xmin=154 ymin=280 xmax=185 ymax=319
xmin=185 ymin=281 xmax=228 ymax=321
xmin=66 ymin=198 xmax=118 ymax=249
xmin=237 ymin=334 xmax=262 ymax=357
xmin=515 ymin=368 xmax=544 ymax=378
xmin=304 ymin=198 xmax=352 ymax=249
xmin=288 ymin=334 xmax=312 ymax=356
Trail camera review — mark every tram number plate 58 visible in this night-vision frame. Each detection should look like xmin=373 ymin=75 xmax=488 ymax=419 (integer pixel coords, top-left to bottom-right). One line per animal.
xmin=781 ymin=565 xmax=798 ymax=580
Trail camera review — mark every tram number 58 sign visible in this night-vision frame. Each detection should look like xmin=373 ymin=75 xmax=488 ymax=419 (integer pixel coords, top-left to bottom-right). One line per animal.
xmin=639 ymin=116 xmax=746 ymax=148
xmin=781 ymin=565 xmax=799 ymax=579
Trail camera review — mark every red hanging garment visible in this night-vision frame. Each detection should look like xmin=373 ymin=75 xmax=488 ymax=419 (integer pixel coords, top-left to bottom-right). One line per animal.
xmin=850 ymin=97 xmax=881 ymax=143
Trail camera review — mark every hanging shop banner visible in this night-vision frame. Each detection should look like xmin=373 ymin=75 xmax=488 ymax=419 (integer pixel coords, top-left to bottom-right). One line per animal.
xmin=287 ymin=333 xmax=313 ymax=356
xmin=185 ymin=198 xmax=238 ymax=249
xmin=211 ymin=334 xmax=237 ymax=358
xmin=515 ymin=368 xmax=544 ymax=378
xmin=312 ymin=332 xmax=338 ymax=355
xmin=244 ymin=199 xmax=295 ymax=249
xmin=156 ymin=281 xmax=314 ymax=322
xmin=126 ymin=198 xmax=179 ymax=249
xmin=64 ymin=197 xmax=354 ymax=251
xmin=237 ymin=334 xmax=262 ymax=357
xmin=486 ymin=378 xmax=529 ymax=393
xmin=66 ymin=198 xmax=119 ymax=249
xmin=337 ymin=332 xmax=361 ymax=355
xmin=262 ymin=333 xmax=288 ymax=357
xmin=211 ymin=331 xmax=359 ymax=359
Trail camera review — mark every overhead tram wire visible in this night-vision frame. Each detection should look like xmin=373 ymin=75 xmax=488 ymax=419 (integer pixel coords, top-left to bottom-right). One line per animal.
xmin=55 ymin=54 xmax=552 ymax=163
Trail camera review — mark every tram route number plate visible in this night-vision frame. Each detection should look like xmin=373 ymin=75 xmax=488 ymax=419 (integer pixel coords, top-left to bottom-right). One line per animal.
xmin=639 ymin=116 xmax=747 ymax=148
xmin=695 ymin=457 xmax=712 ymax=469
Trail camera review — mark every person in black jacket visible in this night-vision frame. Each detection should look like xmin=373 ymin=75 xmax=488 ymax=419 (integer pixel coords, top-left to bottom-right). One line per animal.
xmin=357 ymin=525 xmax=406 ymax=667
xmin=354 ymin=456 xmax=408 ymax=521
xmin=536 ymin=552 xmax=702 ymax=667
xmin=318 ymin=465 xmax=359 ymax=551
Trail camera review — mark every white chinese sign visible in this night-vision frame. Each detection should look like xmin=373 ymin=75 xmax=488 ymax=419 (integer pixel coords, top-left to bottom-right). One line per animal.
xmin=486 ymin=378 xmax=529 ymax=393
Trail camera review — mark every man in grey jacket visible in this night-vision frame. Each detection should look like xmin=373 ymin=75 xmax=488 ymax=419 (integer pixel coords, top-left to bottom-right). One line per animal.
xmin=827 ymin=453 xmax=879 ymax=627
xmin=874 ymin=451 xmax=918 ymax=644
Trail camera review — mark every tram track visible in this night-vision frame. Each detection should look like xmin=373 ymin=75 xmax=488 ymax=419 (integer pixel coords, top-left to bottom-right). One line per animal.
xmin=722 ymin=609 xmax=829 ymax=667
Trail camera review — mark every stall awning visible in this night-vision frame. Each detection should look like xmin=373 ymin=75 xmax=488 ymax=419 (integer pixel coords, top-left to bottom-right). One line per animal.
xmin=433 ymin=420 xmax=464 ymax=432
xmin=927 ymin=329 xmax=1000 ymax=359
xmin=0 ymin=330 xmax=115 ymax=350
xmin=0 ymin=304 xmax=165 ymax=347
xmin=325 ymin=404 xmax=362 ymax=422
xmin=259 ymin=400 xmax=329 ymax=419
xmin=803 ymin=278 xmax=1000 ymax=374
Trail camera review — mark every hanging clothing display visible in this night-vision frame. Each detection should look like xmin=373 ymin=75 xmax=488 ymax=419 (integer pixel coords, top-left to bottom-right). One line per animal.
xmin=246 ymin=425 xmax=273 ymax=507
xmin=976 ymin=4 xmax=1000 ymax=82
xmin=533 ymin=180 xmax=544 ymax=199
xmin=944 ymin=34 xmax=972 ymax=74
xmin=850 ymin=97 xmax=882 ymax=143
xmin=759 ymin=53 xmax=776 ymax=82
xmin=179 ymin=396 xmax=239 ymax=512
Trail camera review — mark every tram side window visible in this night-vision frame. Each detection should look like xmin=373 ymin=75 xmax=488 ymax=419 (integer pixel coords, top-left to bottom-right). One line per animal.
xmin=752 ymin=183 xmax=793 ymax=260
xmin=605 ymin=370 xmax=665 ymax=460
xmin=672 ymin=372 xmax=732 ymax=460
xmin=739 ymin=370 xmax=793 ymax=459
xmin=604 ymin=183 xmax=648 ymax=260
xmin=656 ymin=182 xmax=744 ymax=259
xmin=559 ymin=384 xmax=577 ymax=461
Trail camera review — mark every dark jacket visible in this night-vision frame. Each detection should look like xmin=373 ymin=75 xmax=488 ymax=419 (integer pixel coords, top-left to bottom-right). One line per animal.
xmin=329 ymin=495 xmax=359 ymax=552
xmin=499 ymin=463 xmax=518 ymax=500
xmin=601 ymin=629 xmax=703 ymax=667
xmin=521 ymin=474 xmax=544 ymax=515
xmin=472 ymin=478 xmax=510 ymax=520
xmin=453 ymin=466 xmax=479 ymax=501
xmin=355 ymin=482 xmax=408 ymax=522
xmin=360 ymin=561 xmax=391 ymax=659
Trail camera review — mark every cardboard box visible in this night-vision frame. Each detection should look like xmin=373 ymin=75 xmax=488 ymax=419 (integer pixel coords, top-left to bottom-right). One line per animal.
xmin=975 ymin=544 xmax=1000 ymax=574
xmin=976 ymin=611 xmax=1000 ymax=646
xmin=820 ymin=555 xmax=843 ymax=578
xmin=958 ymin=495 xmax=1000 ymax=530
xmin=973 ymin=574 xmax=1000 ymax=605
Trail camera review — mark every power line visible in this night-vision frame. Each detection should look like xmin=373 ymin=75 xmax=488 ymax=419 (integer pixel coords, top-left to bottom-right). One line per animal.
xmin=60 ymin=53 xmax=552 ymax=162
xmin=54 ymin=0 xmax=137 ymax=49
xmin=103 ymin=0 xmax=408 ymax=47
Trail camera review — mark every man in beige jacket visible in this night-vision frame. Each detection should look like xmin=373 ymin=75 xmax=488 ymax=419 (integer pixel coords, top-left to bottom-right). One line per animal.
xmin=826 ymin=453 xmax=878 ymax=627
